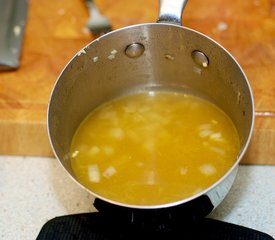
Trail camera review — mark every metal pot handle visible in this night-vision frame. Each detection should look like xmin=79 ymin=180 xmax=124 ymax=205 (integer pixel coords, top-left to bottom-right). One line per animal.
xmin=157 ymin=0 xmax=188 ymax=25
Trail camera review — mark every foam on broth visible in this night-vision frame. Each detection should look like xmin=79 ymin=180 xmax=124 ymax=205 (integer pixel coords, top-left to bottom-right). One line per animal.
xmin=70 ymin=91 xmax=240 ymax=205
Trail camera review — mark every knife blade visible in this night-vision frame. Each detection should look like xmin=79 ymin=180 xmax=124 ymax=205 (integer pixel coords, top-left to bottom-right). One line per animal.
xmin=0 ymin=0 xmax=28 ymax=71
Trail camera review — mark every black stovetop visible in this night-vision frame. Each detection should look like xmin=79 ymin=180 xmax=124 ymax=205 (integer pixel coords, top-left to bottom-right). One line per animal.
xmin=36 ymin=198 xmax=274 ymax=240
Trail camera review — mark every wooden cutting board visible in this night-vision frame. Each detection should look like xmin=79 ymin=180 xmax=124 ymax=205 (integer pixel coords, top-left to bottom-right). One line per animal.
xmin=0 ymin=0 xmax=274 ymax=164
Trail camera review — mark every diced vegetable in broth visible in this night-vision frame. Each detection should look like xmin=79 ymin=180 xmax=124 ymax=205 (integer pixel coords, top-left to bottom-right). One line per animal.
xmin=89 ymin=146 xmax=100 ymax=155
xmin=210 ymin=132 xmax=223 ymax=141
xmin=70 ymin=91 xmax=240 ymax=205
xmin=103 ymin=166 xmax=117 ymax=178
xmin=179 ymin=167 xmax=188 ymax=175
xmin=109 ymin=128 xmax=125 ymax=139
xmin=199 ymin=164 xmax=217 ymax=176
xmin=88 ymin=164 xmax=100 ymax=183
xmin=210 ymin=146 xmax=226 ymax=155
xmin=71 ymin=150 xmax=79 ymax=158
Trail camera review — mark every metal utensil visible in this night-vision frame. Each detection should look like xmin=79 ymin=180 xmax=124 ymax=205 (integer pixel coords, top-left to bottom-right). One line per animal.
xmin=0 ymin=0 xmax=28 ymax=71
xmin=85 ymin=0 xmax=112 ymax=35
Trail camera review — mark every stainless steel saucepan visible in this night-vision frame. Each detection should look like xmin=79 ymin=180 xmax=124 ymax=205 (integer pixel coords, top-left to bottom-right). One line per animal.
xmin=47 ymin=0 xmax=254 ymax=214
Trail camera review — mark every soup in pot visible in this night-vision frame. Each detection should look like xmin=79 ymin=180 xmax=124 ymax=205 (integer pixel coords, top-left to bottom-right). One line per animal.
xmin=70 ymin=90 xmax=240 ymax=205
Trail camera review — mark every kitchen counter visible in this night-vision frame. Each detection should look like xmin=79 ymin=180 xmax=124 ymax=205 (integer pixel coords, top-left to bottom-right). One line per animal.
xmin=1 ymin=0 xmax=275 ymax=165
xmin=0 ymin=156 xmax=274 ymax=239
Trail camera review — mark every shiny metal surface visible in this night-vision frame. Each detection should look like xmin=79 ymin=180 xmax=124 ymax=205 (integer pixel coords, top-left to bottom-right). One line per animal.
xmin=0 ymin=0 xmax=28 ymax=70
xmin=192 ymin=50 xmax=209 ymax=68
xmin=125 ymin=43 xmax=145 ymax=58
xmin=157 ymin=0 xmax=188 ymax=25
xmin=47 ymin=0 xmax=254 ymax=211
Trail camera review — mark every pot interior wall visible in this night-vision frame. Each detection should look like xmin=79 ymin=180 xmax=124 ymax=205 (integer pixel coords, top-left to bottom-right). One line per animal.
xmin=48 ymin=23 xmax=253 ymax=179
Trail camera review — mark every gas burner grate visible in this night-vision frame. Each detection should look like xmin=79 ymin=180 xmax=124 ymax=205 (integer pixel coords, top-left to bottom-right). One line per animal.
xmin=36 ymin=212 xmax=274 ymax=240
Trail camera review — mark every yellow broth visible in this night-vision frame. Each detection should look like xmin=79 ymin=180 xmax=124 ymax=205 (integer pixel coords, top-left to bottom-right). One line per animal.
xmin=70 ymin=91 xmax=240 ymax=205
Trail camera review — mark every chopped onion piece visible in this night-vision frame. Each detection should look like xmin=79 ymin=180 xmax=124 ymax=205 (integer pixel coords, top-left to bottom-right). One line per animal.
xmin=103 ymin=166 xmax=117 ymax=178
xmin=88 ymin=164 xmax=100 ymax=182
xmin=210 ymin=147 xmax=225 ymax=155
xmin=210 ymin=132 xmax=223 ymax=141
xmin=179 ymin=167 xmax=188 ymax=175
xmin=146 ymin=171 xmax=156 ymax=185
xmin=110 ymin=49 xmax=118 ymax=55
xmin=98 ymin=110 xmax=116 ymax=120
xmin=110 ymin=128 xmax=125 ymax=139
xmin=148 ymin=91 xmax=155 ymax=96
xmin=211 ymin=120 xmax=218 ymax=124
xmin=199 ymin=164 xmax=216 ymax=176
xmin=89 ymin=146 xmax=100 ymax=155
xmin=198 ymin=123 xmax=211 ymax=130
xmin=199 ymin=129 xmax=213 ymax=138
xmin=71 ymin=150 xmax=79 ymax=158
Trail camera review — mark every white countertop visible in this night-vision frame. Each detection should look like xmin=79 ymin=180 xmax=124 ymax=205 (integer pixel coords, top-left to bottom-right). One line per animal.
xmin=0 ymin=156 xmax=275 ymax=239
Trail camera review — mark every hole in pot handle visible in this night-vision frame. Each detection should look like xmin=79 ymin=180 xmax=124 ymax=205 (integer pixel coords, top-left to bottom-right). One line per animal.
xmin=157 ymin=0 xmax=188 ymax=25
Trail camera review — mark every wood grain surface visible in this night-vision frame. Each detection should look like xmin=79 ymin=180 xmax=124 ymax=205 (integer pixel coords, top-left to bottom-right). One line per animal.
xmin=0 ymin=0 xmax=274 ymax=164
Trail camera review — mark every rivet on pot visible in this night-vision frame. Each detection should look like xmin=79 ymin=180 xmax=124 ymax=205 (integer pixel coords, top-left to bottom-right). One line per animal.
xmin=125 ymin=43 xmax=145 ymax=58
xmin=192 ymin=50 xmax=209 ymax=68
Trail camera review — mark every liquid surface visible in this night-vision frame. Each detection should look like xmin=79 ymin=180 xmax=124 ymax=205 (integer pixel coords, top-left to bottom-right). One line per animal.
xmin=70 ymin=91 xmax=240 ymax=206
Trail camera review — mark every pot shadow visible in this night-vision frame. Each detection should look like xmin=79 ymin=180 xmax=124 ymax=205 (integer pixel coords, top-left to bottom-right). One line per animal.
xmin=47 ymin=157 xmax=97 ymax=214
xmin=208 ymin=165 xmax=252 ymax=221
